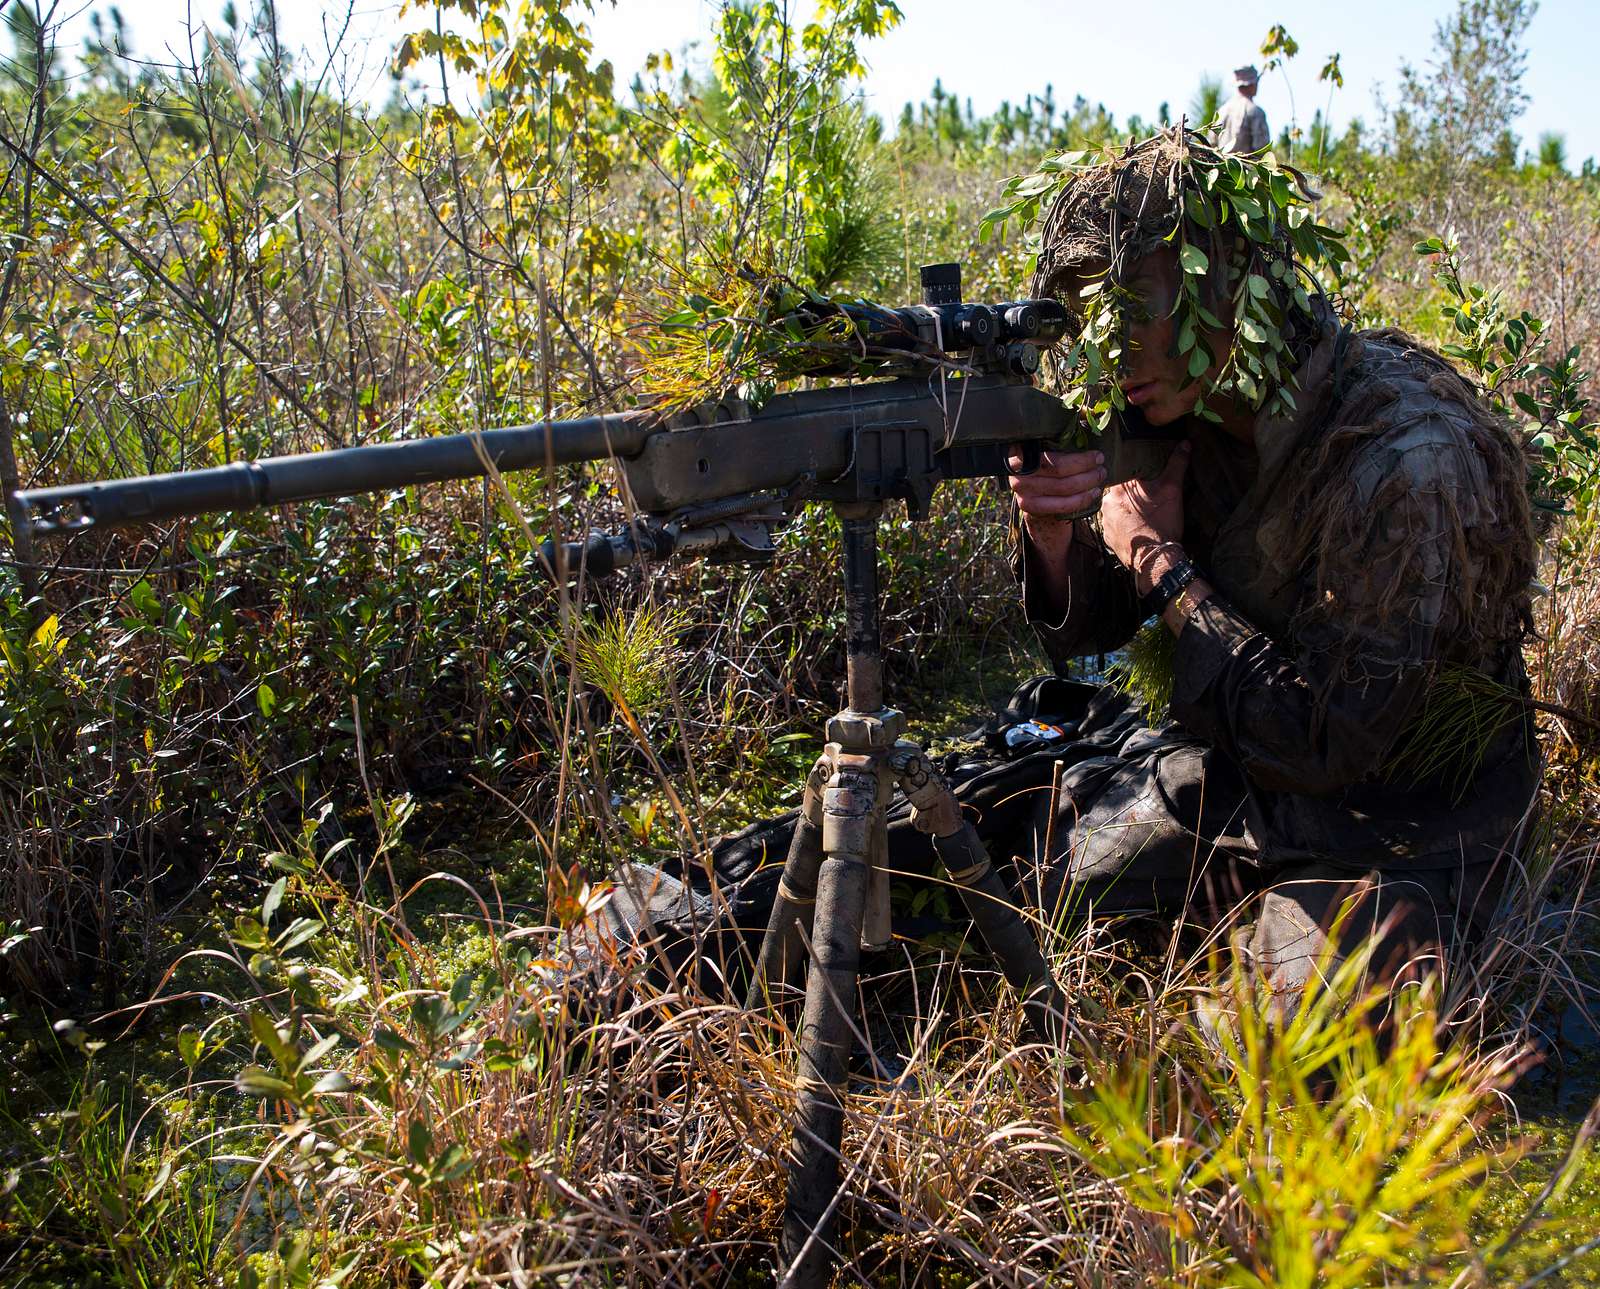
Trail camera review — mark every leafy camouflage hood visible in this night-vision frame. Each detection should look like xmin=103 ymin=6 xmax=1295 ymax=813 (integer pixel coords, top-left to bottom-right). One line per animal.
xmin=1028 ymin=132 xmax=1189 ymax=301
xmin=983 ymin=127 xmax=1345 ymax=429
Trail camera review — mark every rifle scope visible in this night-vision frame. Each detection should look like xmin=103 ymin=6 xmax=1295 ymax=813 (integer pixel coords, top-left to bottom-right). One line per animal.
xmin=779 ymin=262 xmax=1068 ymax=373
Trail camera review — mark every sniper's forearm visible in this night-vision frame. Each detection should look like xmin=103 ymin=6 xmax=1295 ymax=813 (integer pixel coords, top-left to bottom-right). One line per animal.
xmin=1020 ymin=517 xmax=1077 ymax=614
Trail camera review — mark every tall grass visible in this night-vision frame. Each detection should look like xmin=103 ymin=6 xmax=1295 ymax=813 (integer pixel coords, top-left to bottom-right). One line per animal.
xmin=6 ymin=800 xmax=1589 ymax=1286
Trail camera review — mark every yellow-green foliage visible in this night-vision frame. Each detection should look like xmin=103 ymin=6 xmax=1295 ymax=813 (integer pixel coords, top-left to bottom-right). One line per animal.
xmin=91 ymin=842 xmax=1576 ymax=1288
xmin=1386 ymin=662 xmax=1525 ymax=799
xmin=569 ymin=600 xmax=688 ymax=721
xmin=637 ymin=263 xmax=879 ymax=408
xmin=1109 ymin=620 xmax=1178 ymax=715
xmin=1065 ymin=952 xmax=1517 ymax=1287
xmin=3 ymin=1 xmax=1600 ymax=1284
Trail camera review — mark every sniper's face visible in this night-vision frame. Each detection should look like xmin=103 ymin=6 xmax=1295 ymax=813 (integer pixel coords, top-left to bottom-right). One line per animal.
xmin=1115 ymin=250 xmax=1233 ymax=427
xmin=1113 ymin=251 xmax=1193 ymax=426
xmin=1060 ymin=248 xmax=1231 ymax=428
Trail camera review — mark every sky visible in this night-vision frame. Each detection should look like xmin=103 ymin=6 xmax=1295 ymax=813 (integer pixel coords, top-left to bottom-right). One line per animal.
xmin=44 ymin=0 xmax=1600 ymax=166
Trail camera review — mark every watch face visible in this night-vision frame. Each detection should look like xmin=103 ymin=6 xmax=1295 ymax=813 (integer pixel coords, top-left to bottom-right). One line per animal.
xmin=1140 ymin=557 xmax=1201 ymax=619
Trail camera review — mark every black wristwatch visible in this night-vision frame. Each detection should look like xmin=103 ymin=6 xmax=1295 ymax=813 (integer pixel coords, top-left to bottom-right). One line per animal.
xmin=1140 ymin=556 xmax=1201 ymax=620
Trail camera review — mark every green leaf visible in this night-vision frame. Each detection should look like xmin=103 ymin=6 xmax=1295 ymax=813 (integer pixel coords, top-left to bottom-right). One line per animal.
xmin=231 ymin=916 xmax=270 ymax=951
xmin=450 ymin=970 xmax=479 ymax=1009
xmin=979 ymin=206 xmax=1012 ymax=239
xmin=434 ymin=1142 xmax=472 ymax=1182
xmin=236 ymin=1065 xmax=295 ymax=1099
xmin=482 ymin=1039 xmax=517 ymax=1072
xmin=141 ymin=1160 xmax=173 ymax=1207
xmin=1246 ymin=274 xmax=1270 ymax=300
xmin=29 ymin=615 xmax=61 ymax=660
xmin=256 ymin=681 xmax=277 ymax=718
xmin=261 ymin=877 xmax=287 ymax=927
xmin=299 ymin=1033 xmax=341 ymax=1069
xmin=374 ymin=1026 xmax=413 ymax=1056
xmin=177 ymin=1030 xmax=202 ymax=1068
xmin=408 ymin=1119 xmax=434 ymax=1166
xmin=275 ymin=917 xmax=323 ymax=953
xmin=265 ymin=850 xmax=310 ymax=876
xmin=1178 ymin=243 xmax=1210 ymax=276
xmin=248 ymin=1011 xmax=297 ymax=1067
xmin=1187 ymin=345 xmax=1211 ymax=379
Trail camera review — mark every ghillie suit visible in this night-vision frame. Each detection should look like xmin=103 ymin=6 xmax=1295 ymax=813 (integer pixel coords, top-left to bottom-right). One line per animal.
xmin=1004 ymin=129 xmax=1541 ymax=1000
xmin=1281 ymin=328 xmax=1536 ymax=712
xmin=1021 ymin=133 xmax=1536 ymax=761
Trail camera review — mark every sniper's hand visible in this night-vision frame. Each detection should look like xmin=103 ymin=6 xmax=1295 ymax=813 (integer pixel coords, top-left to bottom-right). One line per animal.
xmin=1007 ymin=447 xmax=1106 ymax=558
xmin=1101 ymin=440 xmax=1191 ymax=593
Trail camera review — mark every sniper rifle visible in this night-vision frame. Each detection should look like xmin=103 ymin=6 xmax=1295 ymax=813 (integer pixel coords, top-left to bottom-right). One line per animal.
xmin=14 ymin=263 xmax=1179 ymax=564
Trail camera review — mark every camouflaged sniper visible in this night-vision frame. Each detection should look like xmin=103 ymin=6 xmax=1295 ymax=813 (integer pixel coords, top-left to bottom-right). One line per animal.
xmin=1015 ymin=131 xmax=1539 ymax=880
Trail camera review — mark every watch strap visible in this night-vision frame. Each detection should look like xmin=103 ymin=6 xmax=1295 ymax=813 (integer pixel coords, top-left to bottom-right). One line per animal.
xmin=1140 ymin=557 xmax=1200 ymax=619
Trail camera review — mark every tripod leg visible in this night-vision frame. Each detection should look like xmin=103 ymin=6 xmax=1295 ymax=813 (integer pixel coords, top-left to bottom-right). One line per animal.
xmin=745 ymin=754 xmax=831 ymax=1009
xmin=780 ymin=757 xmax=878 ymax=1288
xmin=892 ymin=743 xmax=1068 ymax=1046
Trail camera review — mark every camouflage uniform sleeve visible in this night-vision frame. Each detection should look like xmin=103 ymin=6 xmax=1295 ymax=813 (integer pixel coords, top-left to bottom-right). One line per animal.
xmin=1169 ymin=423 xmax=1465 ymax=796
xmin=1014 ymin=516 xmax=1144 ymax=670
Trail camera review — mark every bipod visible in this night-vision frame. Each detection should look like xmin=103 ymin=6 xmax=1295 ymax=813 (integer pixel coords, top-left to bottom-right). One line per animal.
xmin=746 ymin=501 xmax=1068 ymax=1288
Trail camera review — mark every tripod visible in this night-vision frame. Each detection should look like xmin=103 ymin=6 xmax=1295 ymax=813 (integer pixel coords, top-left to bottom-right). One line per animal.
xmin=745 ymin=501 xmax=1068 ymax=1288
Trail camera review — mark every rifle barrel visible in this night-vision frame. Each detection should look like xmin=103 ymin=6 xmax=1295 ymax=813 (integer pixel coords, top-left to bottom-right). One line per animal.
xmin=14 ymin=414 xmax=651 ymax=536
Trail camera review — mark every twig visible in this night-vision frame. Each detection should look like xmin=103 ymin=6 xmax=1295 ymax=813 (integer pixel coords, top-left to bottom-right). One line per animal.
xmin=0 ymin=120 xmax=333 ymax=435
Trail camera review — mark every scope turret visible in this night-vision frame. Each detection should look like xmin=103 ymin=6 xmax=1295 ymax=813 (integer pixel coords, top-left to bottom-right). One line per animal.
xmin=919 ymin=262 xmax=962 ymax=305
